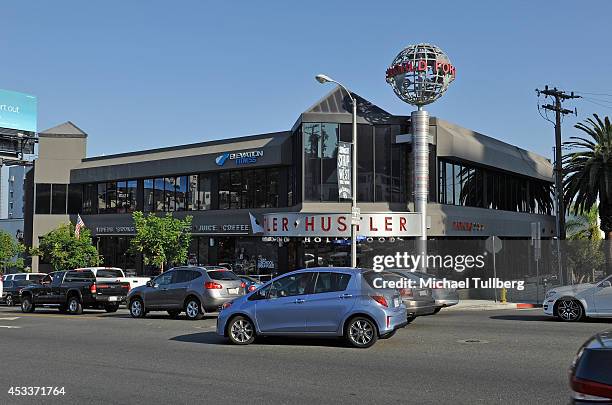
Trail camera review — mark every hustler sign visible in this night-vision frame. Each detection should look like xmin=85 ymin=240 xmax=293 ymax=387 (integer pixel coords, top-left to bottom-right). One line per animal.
xmin=260 ymin=213 xmax=422 ymax=237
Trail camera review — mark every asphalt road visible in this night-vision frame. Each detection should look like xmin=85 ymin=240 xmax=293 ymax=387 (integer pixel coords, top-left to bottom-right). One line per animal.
xmin=0 ymin=305 xmax=610 ymax=405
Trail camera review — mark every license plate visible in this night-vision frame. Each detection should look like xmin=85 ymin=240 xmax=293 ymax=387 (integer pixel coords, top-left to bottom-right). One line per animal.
xmin=228 ymin=288 xmax=239 ymax=295
xmin=108 ymin=296 xmax=119 ymax=301
xmin=419 ymin=290 xmax=428 ymax=296
xmin=393 ymin=297 xmax=401 ymax=307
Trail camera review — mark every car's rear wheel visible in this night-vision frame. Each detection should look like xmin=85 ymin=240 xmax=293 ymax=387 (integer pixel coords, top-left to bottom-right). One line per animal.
xmin=346 ymin=317 xmax=378 ymax=348
xmin=406 ymin=315 xmax=416 ymax=324
xmin=184 ymin=298 xmax=204 ymax=320
xmin=67 ymin=296 xmax=83 ymax=315
xmin=167 ymin=310 xmax=181 ymax=318
xmin=555 ymin=298 xmax=584 ymax=322
xmin=104 ymin=303 xmax=119 ymax=313
xmin=21 ymin=296 xmax=35 ymax=313
xmin=5 ymin=294 xmax=14 ymax=307
xmin=227 ymin=316 xmax=256 ymax=345
xmin=129 ymin=298 xmax=145 ymax=318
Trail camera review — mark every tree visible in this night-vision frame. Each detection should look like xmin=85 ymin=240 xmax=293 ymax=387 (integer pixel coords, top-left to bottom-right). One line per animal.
xmin=563 ymin=114 xmax=612 ymax=274
xmin=130 ymin=212 xmax=192 ymax=273
xmin=0 ymin=231 xmax=25 ymax=273
xmin=566 ymin=205 xmax=602 ymax=241
xmin=32 ymin=224 xmax=100 ymax=270
xmin=565 ymin=205 xmax=605 ymax=283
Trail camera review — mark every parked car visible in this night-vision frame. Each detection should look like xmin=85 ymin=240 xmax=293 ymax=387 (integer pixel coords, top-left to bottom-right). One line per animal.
xmin=569 ymin=330 xmax=612 ymax=403
xmin=2 ymin=273 xmax=47 ymax=306
xmin=83 ymin=267 xmax=151 ymax=290
xmin=238 ymin=275 xmax=262 ymax=292
xmin=544 ymin=275 xmax=612 ymax=321
xmin=410 ymin=271 xmax=459 ymax=312
xmin=127 ymin=266 xmax=246 ymax=320
xmin=384 ymin=271 xmax=436 ymax=322
xmin=20 ymin=269 xmax=130 ymax=314
xmin=217 ymin=267 xmax=408 ymax=348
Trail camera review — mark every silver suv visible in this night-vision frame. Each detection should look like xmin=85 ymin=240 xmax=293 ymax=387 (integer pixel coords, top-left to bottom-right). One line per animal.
xmin=127 ymin=266 xmax=246 ymax=320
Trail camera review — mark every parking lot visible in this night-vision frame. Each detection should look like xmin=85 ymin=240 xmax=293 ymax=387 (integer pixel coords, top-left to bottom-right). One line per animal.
xmin=1 ymin=305 xmax=610 ymax=405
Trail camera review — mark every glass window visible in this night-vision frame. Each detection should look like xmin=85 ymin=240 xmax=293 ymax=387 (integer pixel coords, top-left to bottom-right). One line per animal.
xmin=154 ymin=271 xmax=174 ymax=286
xmin=199 ymin=174 xmax=211 ymax=210
xmin=230 ymin=171 xmax=241 ymax=209
xmin=218 ymin=172 xmax=230 ymax=210
xmin=67 ymin=184 xmax=83 ymax=214
xmin=127 ymin=180 xmax=137 ymax=213
xmin=164 ymin=177 xmax=176 ymax=212
xmin=13 ymin=274 xmax=26 ymax=281
xmin=52 ymin=272 xmax=64 ymax=286
xmin=95 ymin=269 xmax=123 ymax=278
xmin=106 ymin=182 xmax=117 ymax=213
xmin=208 ymin=270 xmax=239 ymax=280
xmin=154 ymin=178 xmax=165 ymax=211
xmin=303 ymin=123 xmax=321 ymax=201
xmin=65 ymin=270 xmax=95 ymax=282
xmin=267 ymin=168 xmax=279 ymax=208
xmin=175 ymin=270 xmax=201 ymax=283
xmin=357 ymin=124 xmax=374 ymax=202
xmin=51 ymin=184 xmax=67 ymax=214
xmin=314 ymin=272 xmax=351 ymax=293
xmin=375 ymin=125 xmax=392 ymax=202
xmin=189 ymin=175 xmax=200 ymax=210
xmin=117 ymin=181 xmax=127 ymax=213
xmin=144 ymin=179 xmax=154 ymax=212
xmin=321 ymin=123 xmax=339 ymax=201
xmin=176 ymin=176 xmax=187 ymax=211
xmin=268 ymin=272 xmax=314 ymax=298
xmin=35 ymin=183 xmax=51 ymax=214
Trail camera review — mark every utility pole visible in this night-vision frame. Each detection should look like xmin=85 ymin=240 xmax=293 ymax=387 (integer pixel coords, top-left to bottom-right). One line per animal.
xmin=535 ymin=86 xmax=580 ymax=240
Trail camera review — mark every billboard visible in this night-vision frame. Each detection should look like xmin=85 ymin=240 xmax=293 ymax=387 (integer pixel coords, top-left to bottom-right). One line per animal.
xmin=0 ymin=89 xmax=37 ymax=132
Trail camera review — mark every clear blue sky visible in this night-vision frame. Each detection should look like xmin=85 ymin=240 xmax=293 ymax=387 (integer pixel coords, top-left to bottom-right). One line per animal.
xmin=3 ymin=1 xmax=611 ymax=159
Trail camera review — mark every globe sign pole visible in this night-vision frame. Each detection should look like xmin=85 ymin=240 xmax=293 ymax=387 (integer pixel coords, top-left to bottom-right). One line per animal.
xmin=385 ymin=43 xmax=456 ymax=271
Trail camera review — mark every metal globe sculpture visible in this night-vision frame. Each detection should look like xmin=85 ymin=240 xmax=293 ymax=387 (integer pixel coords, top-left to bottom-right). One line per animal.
xmin=385 ymin=43 xmax=456 ymax=107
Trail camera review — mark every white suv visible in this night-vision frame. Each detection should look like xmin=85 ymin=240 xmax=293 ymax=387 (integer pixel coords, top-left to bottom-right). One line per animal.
xmin=543 ymin=275 xmax=612 ymax=321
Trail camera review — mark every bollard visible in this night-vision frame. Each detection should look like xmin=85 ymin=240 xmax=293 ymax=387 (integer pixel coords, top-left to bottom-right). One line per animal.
xmin=501 ymin=287 xmax=507 ymax=304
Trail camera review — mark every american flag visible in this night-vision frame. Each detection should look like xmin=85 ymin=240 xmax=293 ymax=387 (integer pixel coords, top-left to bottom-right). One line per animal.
xmin=75 ymin=214 xmax=85 ymax=239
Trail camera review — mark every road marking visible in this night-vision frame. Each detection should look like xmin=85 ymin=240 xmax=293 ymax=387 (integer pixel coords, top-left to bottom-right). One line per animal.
xmin=0 ymin=325 xmax=20 ymax=329
xmin=0 ymin=317 xmax=19 ymax=321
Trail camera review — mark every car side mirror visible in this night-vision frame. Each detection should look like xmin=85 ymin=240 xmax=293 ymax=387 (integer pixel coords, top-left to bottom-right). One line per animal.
xmin=600 ymin=281 xmax=612 ymax=288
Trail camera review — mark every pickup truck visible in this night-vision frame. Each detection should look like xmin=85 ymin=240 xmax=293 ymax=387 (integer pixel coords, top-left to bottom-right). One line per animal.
xmin=79 ymin=267 xmax=151 ymax=291
xmin=20 ymin=269 xmax=130 ymax=314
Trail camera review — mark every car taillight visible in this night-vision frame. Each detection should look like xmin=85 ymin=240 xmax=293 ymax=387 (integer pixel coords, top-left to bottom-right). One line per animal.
xmin=90 ymin=284 xmax=97 ymax=294
xmin=571 ymin=375 xmax=612 ymax=400
xmin=248 ymin=285 xmax=257 ymax=292
xmin=240 ymin=282 xmax=246 ymax=288
xmin=370 ymin=295 xmax=388 ymax=307
xmin=205 ymin=282 xmax=223 ymax=289
xmin=221 ymin=302 xmax=232 ymax=310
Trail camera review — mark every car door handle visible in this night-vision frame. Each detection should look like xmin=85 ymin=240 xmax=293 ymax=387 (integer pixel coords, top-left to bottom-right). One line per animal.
xmin=339 ymin=294 xmax=353 ymax=299
xmin=294 ymin=298 xmax=305 ymax=304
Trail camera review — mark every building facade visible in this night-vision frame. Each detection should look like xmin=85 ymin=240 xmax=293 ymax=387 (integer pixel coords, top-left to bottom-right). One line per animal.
xmin=25 ymin=88 xmax=556 ymax=275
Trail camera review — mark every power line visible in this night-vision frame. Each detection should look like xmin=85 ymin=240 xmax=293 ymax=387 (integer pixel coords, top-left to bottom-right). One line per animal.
xmin=581 ymin=97 xmax=612 ymax=110
xmin=575 ymin=91 xmax=612 ymax=98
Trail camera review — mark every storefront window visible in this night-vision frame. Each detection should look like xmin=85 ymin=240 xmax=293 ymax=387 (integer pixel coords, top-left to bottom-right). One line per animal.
xmin=199 ymin=174 xmax=212 ymax=210
xmin=97 ymin=183 xmax=107 ymax=214
xmin=189 ymin=175 xmax=200 ymax=210
xmin=267 ymin=168 xmax=279 ymax=208
xmin=67 ymin=184 xmax=82 ymax=214
xmin=176 ymin=176 xmax=187 ymax=211
xmin=303 ymin=123 xmax=321 ymax=201
xmin=35 ymin=183 xmax=51 ymax=214
xmin=218 ymin=172 xmax=230 ymax=210
xmin=144 ymin=179 xmax=154 ymax=212
xmin=83 ymin=183 xmax=96 ymax=214
xmin=51 ymin=184 xmax=67 ymax=214
xmin=230 ymin=171 xmax=241 ymax=209
xmin=154 ymin=178 xmax=165 ymax=211
xmin=357 ymin=124 xmax=374 ymax=202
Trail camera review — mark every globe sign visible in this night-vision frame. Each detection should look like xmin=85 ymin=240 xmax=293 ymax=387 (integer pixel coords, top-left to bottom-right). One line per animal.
xmin=385 ymin=43 xmax=456 ymax=107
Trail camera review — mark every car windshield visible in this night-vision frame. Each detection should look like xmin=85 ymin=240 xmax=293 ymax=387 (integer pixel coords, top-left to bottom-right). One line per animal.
xmin=29 ymin=274 xmax=45 ymax=282
xmin=208 ymin=270 xmax=239 ymax=281
xmin=592 ymin=274 xmax=612 ymax=284
xmin=96 ymin=269 xmax=124 ymax=278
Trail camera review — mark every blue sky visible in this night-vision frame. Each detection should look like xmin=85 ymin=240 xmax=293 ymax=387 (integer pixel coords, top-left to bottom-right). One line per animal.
xmin=2 ymin=1 xmax=611 ymax=159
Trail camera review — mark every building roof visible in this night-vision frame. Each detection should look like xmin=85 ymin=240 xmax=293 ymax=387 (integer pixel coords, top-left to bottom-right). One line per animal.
xmin=39 ymin=121 xmax=87 ymax=138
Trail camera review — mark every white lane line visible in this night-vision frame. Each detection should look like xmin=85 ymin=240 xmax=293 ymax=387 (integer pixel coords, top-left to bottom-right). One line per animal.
xmin=0 ymin=317 xmax=20 ymax=321
xmin=0 ymin=325 xmax=20 ymax=329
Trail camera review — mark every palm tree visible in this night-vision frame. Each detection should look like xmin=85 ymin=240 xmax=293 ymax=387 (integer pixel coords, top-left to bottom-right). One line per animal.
xmin=563 ymin=114 xmax=612 ymax=274
xmin=566 ymin=205 xmax=602 ymax=241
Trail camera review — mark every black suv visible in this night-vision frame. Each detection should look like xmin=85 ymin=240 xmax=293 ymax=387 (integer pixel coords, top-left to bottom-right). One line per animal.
xmin=20 ymin=269 xmax=130 ymax=314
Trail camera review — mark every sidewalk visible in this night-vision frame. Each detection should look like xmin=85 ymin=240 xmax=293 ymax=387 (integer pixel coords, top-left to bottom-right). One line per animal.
xmin=445 ymin=300 xmax=541 ymax=311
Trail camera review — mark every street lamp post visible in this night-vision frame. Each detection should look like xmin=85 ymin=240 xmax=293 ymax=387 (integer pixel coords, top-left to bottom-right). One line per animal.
xmin=315 ymin=74 xmax=358 ymax=268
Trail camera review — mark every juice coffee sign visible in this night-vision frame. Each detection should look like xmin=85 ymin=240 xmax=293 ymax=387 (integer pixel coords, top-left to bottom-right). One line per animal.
xmin=260 ymin=213 xmax=421 ymax=237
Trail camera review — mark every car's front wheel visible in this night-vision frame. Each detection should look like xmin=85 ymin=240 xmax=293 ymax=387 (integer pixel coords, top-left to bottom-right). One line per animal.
xmin=556 ymin=298 xmax=584 ymax=322
xmin=227 ymin=316 xmax=256 ymax=345
xmin=21 ymin=296 xmax=35 ymax=313
xmin=346 ymin=317 xmax=378 ymax=348
xmin=129 ymin=298 xmax=145 ymax=318
xmin=5 ymin=294 xmax=14 ymax=307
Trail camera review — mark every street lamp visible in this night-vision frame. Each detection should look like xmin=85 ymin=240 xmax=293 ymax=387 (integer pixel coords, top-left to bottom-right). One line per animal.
xmin=315 ymin=74 xmax=358 ymax=268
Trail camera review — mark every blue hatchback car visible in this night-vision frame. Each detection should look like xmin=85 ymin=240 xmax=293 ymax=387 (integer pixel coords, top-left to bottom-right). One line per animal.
xmin=217 ymin=267 xmax=408 ymax=348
